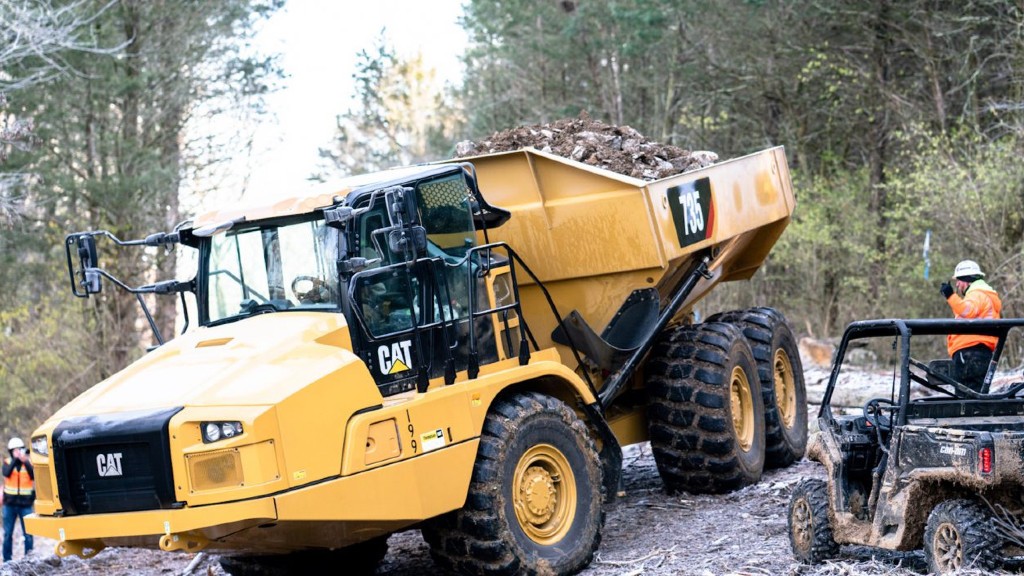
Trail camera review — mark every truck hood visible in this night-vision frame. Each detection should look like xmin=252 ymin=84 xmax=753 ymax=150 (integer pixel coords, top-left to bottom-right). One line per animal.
xmin=48 ymin=312 xmax=357 ymax=420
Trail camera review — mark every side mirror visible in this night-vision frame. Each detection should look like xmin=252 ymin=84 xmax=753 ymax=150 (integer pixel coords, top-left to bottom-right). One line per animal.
xmin=387 ymin=226 xmax=427 ymax=259
xmin=385 ymin=186 xmax=418 ymax=227
xmin=76 ymin=235 xmax=101 ymax=294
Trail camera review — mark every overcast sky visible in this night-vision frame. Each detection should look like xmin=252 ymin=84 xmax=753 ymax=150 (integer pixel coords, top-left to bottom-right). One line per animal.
xmin=236 ymin=1 xmax=467 ymax=206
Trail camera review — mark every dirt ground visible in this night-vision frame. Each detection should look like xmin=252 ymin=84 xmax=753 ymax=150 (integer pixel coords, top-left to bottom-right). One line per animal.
xmin=0 ymin=446 xmax=1003 ymax=576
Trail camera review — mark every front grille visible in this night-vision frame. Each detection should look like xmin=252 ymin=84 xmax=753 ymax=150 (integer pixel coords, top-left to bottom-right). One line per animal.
xmin=52 ymin=407 xmax=182 ymax=516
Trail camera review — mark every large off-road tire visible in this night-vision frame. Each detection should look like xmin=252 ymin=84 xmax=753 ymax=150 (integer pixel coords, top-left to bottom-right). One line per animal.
xmin=788 ymin=478 xmax=838 ymax=564
xmin=706 ymin=307 xmax=808 ymax=468
xmin=422 ymin=391 xmax=604 ymax=576
xmin=645 ymin=321 xmax=766 ymax=494
xmin=924 ymin=499 xmax=1000 ymax=574
xmin=218 ymin=536 xmax=388 ymax=576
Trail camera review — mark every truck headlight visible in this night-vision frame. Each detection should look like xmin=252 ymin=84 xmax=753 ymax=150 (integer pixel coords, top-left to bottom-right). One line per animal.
xmin=31 ymin=435 xmax=48 ymax=456
xmin=202 ymin=421 xmax=243 ymax=443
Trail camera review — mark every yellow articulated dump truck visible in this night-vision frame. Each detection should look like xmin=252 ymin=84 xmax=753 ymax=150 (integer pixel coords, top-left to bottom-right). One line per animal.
xmin=29 ymin=146 xmax=805 ymax=575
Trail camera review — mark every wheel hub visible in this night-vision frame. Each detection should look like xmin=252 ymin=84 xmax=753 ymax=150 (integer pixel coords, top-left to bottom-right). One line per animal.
xmin=933 ymin=522 xmax=963 ymax=571
xmin=512 ymin=444 xmax=577 ymax=545
xmin=791 ymin=498 xmax=813 ymax=554
xmin=519 ymin=465 xmax=557 ymax=522
xmin=773 ymin=349 xmax=796 ymax=428
xmin=730 ymin=366 xmax=754 ymax=451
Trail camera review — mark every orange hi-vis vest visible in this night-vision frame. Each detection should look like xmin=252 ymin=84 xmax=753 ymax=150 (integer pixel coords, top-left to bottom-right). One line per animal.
xmin=3 ymin=459 xmax=33 ymax=500
xmin=946 ymin=279 xmax=1003 ymax=355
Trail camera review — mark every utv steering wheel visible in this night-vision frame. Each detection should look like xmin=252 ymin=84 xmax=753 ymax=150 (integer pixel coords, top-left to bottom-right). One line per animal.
xmin=863 ymin=397 xmax=896 ymax=432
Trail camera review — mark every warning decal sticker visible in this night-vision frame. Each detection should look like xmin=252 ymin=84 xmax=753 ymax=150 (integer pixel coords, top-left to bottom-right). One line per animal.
xmin=420 ymin=429 xmax=445 ymax=452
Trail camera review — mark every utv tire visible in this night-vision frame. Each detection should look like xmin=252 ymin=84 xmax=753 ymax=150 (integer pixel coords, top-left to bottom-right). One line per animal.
xmin=422 ymin=391 xmax=604 ymax=576
xmin=924 ymin=499 xmax=1000 ymax=574
xmin=788 ymin=478 xmax=838 ymax=564
xmin=218 ymin=536 xmax=388 ymax=576
xmin=645 ymin=321 xmax=766 ymax=494
xmin=706 ymin=307 xmax=808 ymax=468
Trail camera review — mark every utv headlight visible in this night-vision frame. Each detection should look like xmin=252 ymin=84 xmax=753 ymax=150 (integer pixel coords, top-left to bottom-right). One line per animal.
xmin=202 ymin=421 xmax=243 ymax=443
xmin=31 ymin=435 xmax=48 ymax=456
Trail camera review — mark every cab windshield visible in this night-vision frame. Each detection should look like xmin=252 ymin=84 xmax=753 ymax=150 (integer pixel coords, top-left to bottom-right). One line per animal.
xmin=205 ymin=216 xmax=338 ymax=323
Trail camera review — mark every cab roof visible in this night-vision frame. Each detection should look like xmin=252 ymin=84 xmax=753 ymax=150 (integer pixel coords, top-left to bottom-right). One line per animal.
xmin=189 ymin=163 xmax=463 ymax=230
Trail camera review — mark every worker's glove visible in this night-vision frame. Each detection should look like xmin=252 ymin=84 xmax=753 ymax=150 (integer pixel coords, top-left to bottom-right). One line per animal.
xmin=940 ymin=282 xmax=954 ymax=299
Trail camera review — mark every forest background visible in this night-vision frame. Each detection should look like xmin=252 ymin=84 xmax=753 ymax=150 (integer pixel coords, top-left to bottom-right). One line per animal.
xmin=2 ymin=0 xmax=1023 ymax=439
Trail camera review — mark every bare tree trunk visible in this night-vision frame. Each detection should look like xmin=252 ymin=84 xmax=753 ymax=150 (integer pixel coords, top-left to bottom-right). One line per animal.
xmin=867 ymin=0 xmax=894 ymax=294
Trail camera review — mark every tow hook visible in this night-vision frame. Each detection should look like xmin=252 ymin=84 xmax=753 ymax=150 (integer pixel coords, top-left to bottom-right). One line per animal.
xmin=159 ymin=531 xmax=210 ymax=553
xmin=54 ymin=538 xmax=105 ymax=559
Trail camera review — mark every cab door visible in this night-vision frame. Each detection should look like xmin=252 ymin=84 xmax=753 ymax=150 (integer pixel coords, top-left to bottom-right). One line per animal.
xmin=346 ymin=173 xmax=499 ymax=396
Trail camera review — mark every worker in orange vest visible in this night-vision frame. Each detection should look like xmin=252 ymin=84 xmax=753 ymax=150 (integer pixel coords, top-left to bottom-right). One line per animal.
xmin=2 ymin=437 xmax=34 ymax=563
xmin=939 ymin=259 xmax=1002 ymax=393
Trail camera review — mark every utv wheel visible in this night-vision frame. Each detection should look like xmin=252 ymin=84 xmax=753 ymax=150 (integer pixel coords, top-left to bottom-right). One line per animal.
xmin=219 ymin=536 xmax=388 ymax=576
xmin=422 ymin=391 xmax=604 ymax=576
xmin=706 ymin=307 xmax=808 ymax=468
xmin=645 ymin=321 xmax=766 ymax=494
xmin=924 ymin=499 xmax=999 ymax=574
xmin=788 ymin=478 xmax=838 ymax=564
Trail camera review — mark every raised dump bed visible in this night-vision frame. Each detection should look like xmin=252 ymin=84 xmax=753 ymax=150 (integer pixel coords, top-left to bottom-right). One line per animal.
xmin=459 ymin=146 xmax=795 ymax=370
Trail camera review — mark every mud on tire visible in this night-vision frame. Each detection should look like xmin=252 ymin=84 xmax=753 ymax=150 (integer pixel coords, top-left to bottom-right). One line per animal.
xmin=421 ymin=391 xmax=604 ymax=576
xmin=924 ymin=499 xmax=1000 ymax=574
xmin=644 ymin=321 xmax=766 ymax=494
xmin=705 ymin=307 xmax=808 ymax=468
xmin=788 ymin=478 xmax=838 ymax=564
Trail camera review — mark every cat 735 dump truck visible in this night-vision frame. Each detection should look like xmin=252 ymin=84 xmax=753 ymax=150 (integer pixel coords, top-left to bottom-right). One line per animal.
xmin=27 ymin=145 xmax=806 ymax=575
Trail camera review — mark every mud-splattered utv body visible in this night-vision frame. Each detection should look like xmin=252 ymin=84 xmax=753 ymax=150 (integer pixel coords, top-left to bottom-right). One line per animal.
xmin=790 ymin=317 xmax=1024 ymax=574
xmin=28 ymin=146 xmax=806 ymax=576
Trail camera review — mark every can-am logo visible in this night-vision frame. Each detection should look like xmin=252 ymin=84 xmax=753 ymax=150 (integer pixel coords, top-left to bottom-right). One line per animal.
xmin=940 ymin=444 xmax=967 ymax=457
xmin=97 ymin=452 xmax=124 ymax=477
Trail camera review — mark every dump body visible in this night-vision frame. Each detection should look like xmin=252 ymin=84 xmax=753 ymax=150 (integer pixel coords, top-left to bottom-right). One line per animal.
xmin=462 ymin=147 xmax=795 ymax=366
xmin=29 ymin=144 xmax=802 ymax=575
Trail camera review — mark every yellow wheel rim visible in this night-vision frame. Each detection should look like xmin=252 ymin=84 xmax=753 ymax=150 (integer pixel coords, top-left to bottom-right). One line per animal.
xmin=512 ymin=443 xmax=576 ymax=545
xmin=773 ymin=348 xmax=797 ymax=429
xmin=933 ymin=522 xmax=963 ymax=571
xmin=730 ymin=366 xmax=755 ymax=451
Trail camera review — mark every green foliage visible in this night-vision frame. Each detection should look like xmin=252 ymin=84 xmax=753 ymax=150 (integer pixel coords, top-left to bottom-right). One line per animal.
xmin=888 ymin=128 xmax=1024 ymax=318
xmin=1 ymin=0 xmax=281 ymax=430
xmin=0 ymin=294 xmax=101 ymax=441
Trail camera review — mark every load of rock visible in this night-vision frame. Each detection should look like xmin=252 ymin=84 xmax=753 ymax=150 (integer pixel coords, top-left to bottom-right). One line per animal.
xmin=453 ymin=111 xmax=718 ymax=181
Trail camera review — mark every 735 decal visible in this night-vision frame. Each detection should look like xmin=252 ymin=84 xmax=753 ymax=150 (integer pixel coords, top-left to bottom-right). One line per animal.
xmin=667 ymin=177 xmax=713 ymax=248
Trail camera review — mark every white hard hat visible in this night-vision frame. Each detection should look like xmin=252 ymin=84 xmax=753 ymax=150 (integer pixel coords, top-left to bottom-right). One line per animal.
xmin=7 ymin=437 xmax=24 ymax=450
xmin=953 ymin=260 xmax=984 ymax=279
